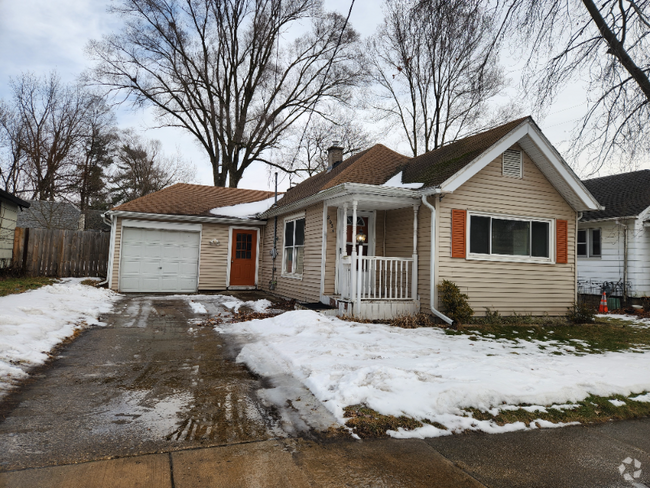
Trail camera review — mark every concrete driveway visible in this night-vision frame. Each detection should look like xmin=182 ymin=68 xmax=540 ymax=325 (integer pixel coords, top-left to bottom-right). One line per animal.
xmin=1 ymin=293 xmax=650 ymax=487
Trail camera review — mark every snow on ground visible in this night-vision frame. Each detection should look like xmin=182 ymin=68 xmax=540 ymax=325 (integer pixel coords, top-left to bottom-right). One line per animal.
xmin=217 ymin=310 xmax=650 ymax=438
xmin=0 ymin=279 xmax=118 ymax=398
xmin=210 ymin=196 xmax=276 ymax=218
xmin=222 ymin=298 xmax=272 ymax=313
xmin=188 ymin=300 xmax=208 ymax=314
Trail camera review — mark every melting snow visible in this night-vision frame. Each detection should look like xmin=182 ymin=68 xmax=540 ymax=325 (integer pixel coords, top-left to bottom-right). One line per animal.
xmin=210 ymin=196 xmax=275 ymax=218
xmin=217 ymin=310 xmax=650 ymax=438
xmin=381 ymin=171 xmax=424 ymax=189
xmin=0 ymin=279 xmax=118 ymax=398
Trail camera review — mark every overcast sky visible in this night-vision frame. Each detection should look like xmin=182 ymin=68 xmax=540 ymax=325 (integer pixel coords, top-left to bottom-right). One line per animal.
xmin=0 ymin=0 xmax=603 ymax=193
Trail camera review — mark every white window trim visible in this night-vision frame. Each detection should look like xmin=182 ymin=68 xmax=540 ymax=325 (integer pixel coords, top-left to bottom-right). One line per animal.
xmin=577 ymin=227 xmax=602 ymax=259
xmin=282 ymin=215 xmax=306 ymax=280
xmin=466 ymin=211 xmax=556 ymax=264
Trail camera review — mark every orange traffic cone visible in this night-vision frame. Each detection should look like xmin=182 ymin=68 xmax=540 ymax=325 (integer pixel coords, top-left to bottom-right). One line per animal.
xmin=599 ymin=292 xmax=608 ymax=313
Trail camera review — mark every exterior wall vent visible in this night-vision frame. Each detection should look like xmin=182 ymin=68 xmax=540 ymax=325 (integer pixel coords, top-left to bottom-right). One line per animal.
xmin=502 ymin=149 xmax=523 ymax=178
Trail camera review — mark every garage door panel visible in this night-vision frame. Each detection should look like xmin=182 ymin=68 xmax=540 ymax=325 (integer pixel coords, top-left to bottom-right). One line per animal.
xmin=119 ymin=227 xmax=200 ymax=293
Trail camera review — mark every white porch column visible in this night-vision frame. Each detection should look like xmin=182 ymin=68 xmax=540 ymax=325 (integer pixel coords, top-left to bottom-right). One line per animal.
xmin=342 ymin=203 xmax=348 ymax=256
xmin=412 ymin=204 xmax=419 ymax=301
xmin=351 ymin=201 xmax=358 ymax=312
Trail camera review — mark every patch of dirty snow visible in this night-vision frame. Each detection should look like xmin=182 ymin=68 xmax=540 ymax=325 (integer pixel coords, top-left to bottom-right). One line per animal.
xmin=0 ymin=279 xmax=118 ymax=398
xmin=222 ymin=298 xmax=272 ymax=313
xmin=188 ymin=301 xmax=207 ymax=314
xmin=217 ymin=310 xmax=650 ymax=438
xmin=609 ymin=399 xmax=626 ymax=407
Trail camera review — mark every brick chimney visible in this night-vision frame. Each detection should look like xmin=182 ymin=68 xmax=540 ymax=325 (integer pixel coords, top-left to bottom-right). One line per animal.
xmin=327 ymin=141 xmax=344 ymax=172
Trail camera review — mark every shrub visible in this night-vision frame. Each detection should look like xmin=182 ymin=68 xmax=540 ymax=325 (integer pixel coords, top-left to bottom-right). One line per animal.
xmin=483 ymin=308 xmax=503 ymax=325
xmin=437 ymin=280 xmax=473 ymax=325
xmin=566 ymin=302 xmax=596 ymax=324
xmin=390 ymin=313 xmax=436 ymax=329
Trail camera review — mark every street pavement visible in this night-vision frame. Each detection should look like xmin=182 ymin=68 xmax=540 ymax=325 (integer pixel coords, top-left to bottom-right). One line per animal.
xmin=0 ymin=294 xmax=648 ymax=487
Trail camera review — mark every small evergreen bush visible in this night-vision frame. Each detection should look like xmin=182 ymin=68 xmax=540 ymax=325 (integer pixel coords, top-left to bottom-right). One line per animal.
xmin=566 ymin=302 xmax=596 ymax=324
xmin=437 ymin=280 xmax=473 ymax=325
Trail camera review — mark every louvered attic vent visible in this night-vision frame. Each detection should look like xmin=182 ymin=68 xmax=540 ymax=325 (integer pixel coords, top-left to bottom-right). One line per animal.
xmin=502 ymin=149 xmax=522 ymax=178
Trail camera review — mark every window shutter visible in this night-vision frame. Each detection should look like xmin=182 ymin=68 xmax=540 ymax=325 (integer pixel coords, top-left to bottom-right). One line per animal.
xmin=502 ymin=149 xmax=523 ymax=178
xmin=556 ymin=220 xmax=568 ymax=264
xmin=451 ymin=209 xmax=467 ymax=258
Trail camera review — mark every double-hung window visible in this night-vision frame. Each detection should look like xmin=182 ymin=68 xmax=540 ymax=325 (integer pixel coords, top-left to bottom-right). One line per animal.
xmin=468 ymin=213 xmax=552 ymax=262
xmin=283 ymin=217 xmax=305 ymax=276
xmin=577 ymin=228 xmax=601 ymax=258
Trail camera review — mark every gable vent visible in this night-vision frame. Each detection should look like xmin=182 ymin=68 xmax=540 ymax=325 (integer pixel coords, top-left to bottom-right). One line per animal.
xmin=502 ymin=149 xmax=523 ymax=178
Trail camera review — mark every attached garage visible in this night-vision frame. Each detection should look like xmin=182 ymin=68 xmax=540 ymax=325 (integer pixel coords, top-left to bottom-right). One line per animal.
xmin=119 ymin=222 xmax=201 ymax=293
xmin=105 ymin=184 xmax=274 ymax=294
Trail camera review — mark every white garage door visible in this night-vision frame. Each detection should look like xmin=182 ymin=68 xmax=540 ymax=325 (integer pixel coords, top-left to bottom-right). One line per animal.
xmin=119 ymin=227 xmax=200 ymax=293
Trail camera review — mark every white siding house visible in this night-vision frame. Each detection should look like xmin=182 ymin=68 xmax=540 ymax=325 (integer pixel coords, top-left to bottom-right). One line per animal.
xmin=578 ymin=170 xmax=650 ymax=298
xmin=0 ymin=189 xmax=30 ymax=267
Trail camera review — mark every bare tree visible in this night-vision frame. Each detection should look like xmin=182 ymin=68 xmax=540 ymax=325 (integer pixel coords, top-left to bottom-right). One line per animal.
xmin=494 ymin=0 xmax=650 ymax=173
xmin=367 ymin=0 xmax=506 ymax=157
xmin=275 ymin=111 xmax=373 ymax=180
xmin=110 ymin=130 xmax=195 ymax=205
xmin=0 ymin=101 xmax=27 ymax=194
xmin=87 ymin=0 xmax=365 ymax=188
xmin=0 ymin=73 xmax=102 ymax=200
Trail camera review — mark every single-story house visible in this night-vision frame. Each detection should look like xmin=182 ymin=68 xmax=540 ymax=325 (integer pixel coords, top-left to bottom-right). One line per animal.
xmin=0 ymin=189 xmax=30 ymax=268
xmin=104 ymin=117 xmax=602 ymax=319
xmin=103 ymin=184 xmax=276 ymax=293
xmin=257 ymin=116 xmax=601 ymax=319
xmin=577 ymin=170 xmax=650 ymax=299
xmin=17 ymin=201 xmax=84 ymax=230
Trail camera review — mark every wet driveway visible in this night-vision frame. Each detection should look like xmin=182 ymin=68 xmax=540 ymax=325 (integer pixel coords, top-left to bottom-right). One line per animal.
xmin=0 ymin=295 xmax=280 ymax=472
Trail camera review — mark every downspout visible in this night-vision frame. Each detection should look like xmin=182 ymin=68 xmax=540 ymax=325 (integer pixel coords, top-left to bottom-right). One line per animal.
xmin=421 ymin=195 xmax=454 ymax=325
xmin=270 ymin=173 xmax=278 ymax=290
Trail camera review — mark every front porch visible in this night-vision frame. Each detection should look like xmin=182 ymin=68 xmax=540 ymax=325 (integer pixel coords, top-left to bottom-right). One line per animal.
xmin=321 ymin=186 xmax=423 ymax=320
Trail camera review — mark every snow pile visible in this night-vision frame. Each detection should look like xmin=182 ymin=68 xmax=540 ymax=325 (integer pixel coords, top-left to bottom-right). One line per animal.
xmin=0 ymin=279 xmax=118 ymax=397
xmin=188 ymin=300 xmax=208 ymax=314
xmin=217 ymin=310 xmax=650 ymax=438
xmin=210 ymin=196 xmax=275 ymax=218
xmin=222 ymin=298 xmax=272 ymax=313
xmin=381 ymin=171 xmax=424 ymax=190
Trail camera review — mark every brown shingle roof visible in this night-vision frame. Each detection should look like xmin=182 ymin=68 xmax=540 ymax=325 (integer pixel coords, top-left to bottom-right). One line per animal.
xmin=275 ymin=144 xmax=410 ymax=208
xmin=112 ymin=183 xmax=276 ymax=217
xmin=402 ymin=117 xmax=530 ymax=187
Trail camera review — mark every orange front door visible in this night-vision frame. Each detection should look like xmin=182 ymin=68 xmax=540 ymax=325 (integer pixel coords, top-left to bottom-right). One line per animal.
xmin=230 ymin=230 xmax=257 ymax=286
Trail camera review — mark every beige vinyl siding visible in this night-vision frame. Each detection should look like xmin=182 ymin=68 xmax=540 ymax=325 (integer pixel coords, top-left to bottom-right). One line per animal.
xmin=0 ymin=201 xmax=18 ymax=264
xmin=417 ymin=200 xmax=432 ymax=311
xmin=323 ymin=207 xmax=337 ymax=295
xmin=437 ymin=145 xmax=576 ymax=316
xmin=198 ymin=223 xmax=231 ymax=290
xmin=110 ymin=218 xmax=263 ymax=292
xmin=259 ymin=203 xmax=323 ymax=302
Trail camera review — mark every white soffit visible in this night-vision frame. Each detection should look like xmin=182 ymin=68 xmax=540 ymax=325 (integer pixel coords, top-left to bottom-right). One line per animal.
xmin=439 ymin=120 xmax=600 ymax=212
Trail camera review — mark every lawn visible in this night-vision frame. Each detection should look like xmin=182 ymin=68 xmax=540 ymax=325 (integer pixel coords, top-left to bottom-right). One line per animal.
xmin=0 ymin=277 xmax=56 ymax=297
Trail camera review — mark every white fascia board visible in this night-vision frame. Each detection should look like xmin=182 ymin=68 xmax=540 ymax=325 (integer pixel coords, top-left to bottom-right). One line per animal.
xmin=438 ymin=120 xmax=601 ymax=212
xmin=439 ymin=123 xmax=529 ymax=193
xmin=122 ymin=219 xmax=202 ymax=232
xmin=261 ymin=183 xmax=420 ymax=218
xmin=105 ymin=210 xmax=266 ymax=226
xmin=524 ymin=126 xmax=601 ymax=211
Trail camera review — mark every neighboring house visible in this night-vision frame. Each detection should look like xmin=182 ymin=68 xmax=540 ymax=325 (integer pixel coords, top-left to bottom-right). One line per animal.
xmin=104 ymin=117 xmax=602 ymax=320
xmin=577 ymin=170 xmax=650 ymax=299
xmin=17 ymin=201 xmax=84 ymax=230
xmin=104 ymin=184 xmax=276 ymax=293
xmin=0 ymin=189 xmax=30 ymax=267
xmin=258 ymin=116 xmax=600 ymax=319
xmin=83 ymin=210 xmax=111 ymax=232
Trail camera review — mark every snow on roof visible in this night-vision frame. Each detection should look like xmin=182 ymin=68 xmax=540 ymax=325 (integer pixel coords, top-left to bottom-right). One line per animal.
xmin=209 ymin=196 xmax=276 ymax=219
xmin=381 ymin=171 xmax=424 ymax=190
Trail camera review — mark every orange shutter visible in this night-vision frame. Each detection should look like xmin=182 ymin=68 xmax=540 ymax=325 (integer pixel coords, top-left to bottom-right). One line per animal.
xmin=556 ymin=220 xmax=568 ymax=264
xmin=451 ymin=209 xmax=467 ymax=258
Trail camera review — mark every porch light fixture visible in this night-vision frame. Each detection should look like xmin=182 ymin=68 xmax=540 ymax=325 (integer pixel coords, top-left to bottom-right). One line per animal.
xmin=356 ymin=233 xmax=367 ymax=244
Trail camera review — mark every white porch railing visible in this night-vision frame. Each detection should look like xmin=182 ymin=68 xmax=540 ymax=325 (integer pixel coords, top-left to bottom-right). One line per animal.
xmin=339 ymin=255 xmax=417 ymax=302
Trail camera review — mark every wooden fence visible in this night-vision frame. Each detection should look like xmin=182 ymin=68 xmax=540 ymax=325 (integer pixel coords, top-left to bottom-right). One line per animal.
xmin=12 ymin=227 xmax=110 ymax=278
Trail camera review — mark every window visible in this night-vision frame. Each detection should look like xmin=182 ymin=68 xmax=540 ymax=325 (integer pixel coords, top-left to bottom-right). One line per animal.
xmin=578 ymin=228 xmax=601 ymax=258
xmin=283 ymin=217 xmax=305 ymax=276
xmin=346 ymin=216 xmax=369 ymax=256
xmin=469 ymin=213 xmax=551 ymax=261
xmin=502 ymin=149 xmax=523 ymax=178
